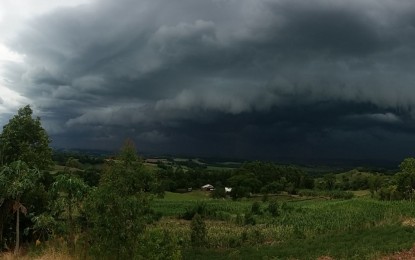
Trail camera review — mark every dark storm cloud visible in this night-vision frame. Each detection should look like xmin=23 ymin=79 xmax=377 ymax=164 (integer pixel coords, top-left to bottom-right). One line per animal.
xmin=4 ymin=0 xmax=415 ymax=161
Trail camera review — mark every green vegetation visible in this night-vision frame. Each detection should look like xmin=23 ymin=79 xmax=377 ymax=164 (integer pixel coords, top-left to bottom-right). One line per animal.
xmin=3 ymin=105 xmax=415 ymax=259
xmin=84 ymin=140 xmax=159 ymax=259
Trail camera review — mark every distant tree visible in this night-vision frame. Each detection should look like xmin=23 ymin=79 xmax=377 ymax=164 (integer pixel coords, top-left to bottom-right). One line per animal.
xmin=400 ymin=158 xmax=415 ymax=174
xmin=261 ymin=181 xmax=284 ymax=194
xmin=0 ymin=161 xmax=40 ymax=255
xmin=211 ymin=187 xmax=226 ymax=199
xmin=230 ymin=186 xmax=251 ymax=200
xmin=323 ymin=174 xmax=336 ymax=190
xmin=369 ymin=174 xmax=383 ymax=197
xmin=228 ymin=171 xmax=262 ymax=198
xmin=396 ymin=158 xmax=415 ymax=200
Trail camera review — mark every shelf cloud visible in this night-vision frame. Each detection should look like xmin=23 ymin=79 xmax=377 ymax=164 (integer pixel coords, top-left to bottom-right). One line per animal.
xmin=2 ymin=0 xmax=415 ymax=162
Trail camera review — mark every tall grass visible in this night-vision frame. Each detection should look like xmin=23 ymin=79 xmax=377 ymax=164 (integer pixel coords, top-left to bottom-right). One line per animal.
xmin=152 ymin=197 xmax=415 ymax=249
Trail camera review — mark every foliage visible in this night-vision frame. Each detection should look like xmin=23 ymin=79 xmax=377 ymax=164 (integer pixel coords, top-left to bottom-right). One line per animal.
xmin=211 ymin=187 xmax=226 ymax=199
xmin=0 ymin=160 xmax=41 ymax=254
xmin=31 ymin=213 xmax=57 ymax=242
xmin=250 ymin=201 xmax=262 ymax=215
xmin=267 ymin=200 xmax=279 ymax=217
xmin=190 ymin=213 xmax=207 ymax=248
xmin=181 ymin=201 xmax=208 ymax=220
xmin=0 ymin=105 xmax=52 ymax=169
xmin=84 ymin=140 xmax=156 ymax=259
xmin=137 ymin=229 xmax=182 ymax=260
xmin=377 ymin=158 xmax=415 ymax=201
xmin=0 ymin=105 xmax=52 ymax=248
xmin=298 ymin=189 xmax=354 ymax=199
xmin=50 ymin=168 xmax=90 ymax=253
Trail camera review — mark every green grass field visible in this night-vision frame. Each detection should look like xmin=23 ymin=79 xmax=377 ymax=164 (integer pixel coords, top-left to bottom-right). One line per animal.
xmin=151 ymin=191 xmax=415 ymax=259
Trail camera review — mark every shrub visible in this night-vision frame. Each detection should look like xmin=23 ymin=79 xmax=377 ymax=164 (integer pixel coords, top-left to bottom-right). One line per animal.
xmin=251 ymin=201 xmax=262 ymax=215
xmin=138 ymin=229 xmax=182 ymax=260
xmin=190 ymin=213 xmax=207 ymax=247
xmin=267 ymin=200 xmax=279 ymax=217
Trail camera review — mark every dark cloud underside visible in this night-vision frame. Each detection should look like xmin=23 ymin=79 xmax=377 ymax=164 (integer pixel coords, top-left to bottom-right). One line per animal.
xmin=3 ymin=0 xmax=415 ymax=163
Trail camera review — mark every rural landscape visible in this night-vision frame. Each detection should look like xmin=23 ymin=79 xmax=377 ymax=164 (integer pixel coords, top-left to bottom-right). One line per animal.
xmin=1 ymin=105 xmax=415 ymax=259
xmin=3 ymin=0 xmax=415 ymax=259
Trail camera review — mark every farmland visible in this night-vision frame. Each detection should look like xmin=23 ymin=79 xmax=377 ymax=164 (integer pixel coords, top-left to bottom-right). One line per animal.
xmin=150 ymin=192 xmax=415 ymax=259
xmin=2 ymin=147 xmax=415 ymax=259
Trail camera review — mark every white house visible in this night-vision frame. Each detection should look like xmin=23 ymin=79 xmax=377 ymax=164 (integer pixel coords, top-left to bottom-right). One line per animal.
xmin=201 ymin=184 xmax=214 ymax=191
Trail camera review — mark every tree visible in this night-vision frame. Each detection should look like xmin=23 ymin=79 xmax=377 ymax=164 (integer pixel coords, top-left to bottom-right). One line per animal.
xmin=51 ymin=167 xmax=89 ymax=254
xmin=0 ymin=105 xmax=52 ymax=169
xmin=400 ymin=158 xmax=415 ymax=174
xmin=323 ymin=174 xmax=336 ymax=190
xmin=369 ymin=174 xmax=383 ymax=197
xmin=0 ymin=105 xmax=52 ymax=246
xmin=396 ymin=158 xmax=415 ymax=200
xmin=228 ymin=171 xmax=262 ymax=199
xmin=0 ymin=161 xmax=40 ymax=255
xmin=85 ymin=140 xmax=157 ymax=259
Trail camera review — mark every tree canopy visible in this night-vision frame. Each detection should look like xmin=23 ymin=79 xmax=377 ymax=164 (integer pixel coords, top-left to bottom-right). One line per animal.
xmin=0 ymin=105 xmax=52 ymax=169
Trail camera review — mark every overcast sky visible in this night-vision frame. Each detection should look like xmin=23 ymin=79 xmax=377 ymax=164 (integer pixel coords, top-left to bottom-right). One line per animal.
xmin=1 ymin=0 xmax=415 ymax=163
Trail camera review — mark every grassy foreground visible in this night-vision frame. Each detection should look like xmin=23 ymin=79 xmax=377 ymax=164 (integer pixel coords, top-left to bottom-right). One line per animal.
xmin=5 ymin=191 xmax=415 ymax=259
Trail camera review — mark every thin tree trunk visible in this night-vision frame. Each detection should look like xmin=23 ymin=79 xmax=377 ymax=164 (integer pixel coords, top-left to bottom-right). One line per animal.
xmin=14 ymin=205 xmax=19 ymax=256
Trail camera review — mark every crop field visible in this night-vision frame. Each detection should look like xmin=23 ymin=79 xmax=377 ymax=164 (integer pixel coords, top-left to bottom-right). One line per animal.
xmin=151 ymin=192 xmax=415 ymax=259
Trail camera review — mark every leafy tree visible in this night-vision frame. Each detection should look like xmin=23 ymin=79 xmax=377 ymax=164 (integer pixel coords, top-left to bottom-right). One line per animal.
xmin=399 ymin=158 xmax=415 ymax=174
xmin=228 ymin=171 xmax=262 ymax=199
xmin=0 ymin=105 xmax=52 ymax=169
xmin=50 ymin=168 xmax=89 ymax=253
xmin=261 ymin=181 xmax=284 ymax=194
xmin=369 ymin=174 xmax=383 ymax=197
xmin=0 ymin=161 xmax=40 ymax=255
xmin=0 ymin=105 xmax=52 ymax=245
xmin=395 ymin=158 xmax=415 ymax=200
xmin=323 ymin=174 xmax=336 ymax=190
xmin=211 ymin=186 xmax=226 ymax=199
xmin=85 ymin=140 xmax=156 ymax=259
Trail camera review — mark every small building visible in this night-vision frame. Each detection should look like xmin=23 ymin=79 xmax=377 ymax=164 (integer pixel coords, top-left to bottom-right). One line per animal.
xmin=201 ymin=184 xmax=214 ymax=191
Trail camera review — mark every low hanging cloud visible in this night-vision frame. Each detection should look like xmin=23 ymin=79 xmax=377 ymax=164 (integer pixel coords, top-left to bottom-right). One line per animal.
xmin=2 ymin=0 xmax=415 ymax=162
